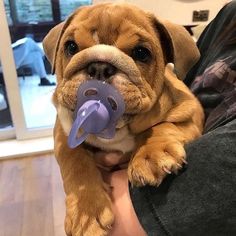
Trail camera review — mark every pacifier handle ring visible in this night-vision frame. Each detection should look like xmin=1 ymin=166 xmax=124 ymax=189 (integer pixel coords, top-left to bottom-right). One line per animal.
xmin=68 ymin=102 xmax=100 ymax=148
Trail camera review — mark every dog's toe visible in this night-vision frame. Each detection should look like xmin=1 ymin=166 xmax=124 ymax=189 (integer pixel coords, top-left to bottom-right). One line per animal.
xmin=97 ymin=206 xmax=114 ymax=230
xmin=65 ymin=191 xmax=114 ymax=236
xmin=128 ymin=142 xmax=187 ymax=186
xmin=65 ymin=214 xmax=72 ymax=236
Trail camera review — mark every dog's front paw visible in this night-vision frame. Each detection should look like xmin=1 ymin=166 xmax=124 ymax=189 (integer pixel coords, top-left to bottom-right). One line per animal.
xmin=64 ymin=188 xmax=114 ymax=236
xmin=128 ymin=141 xmax=187 ymax=186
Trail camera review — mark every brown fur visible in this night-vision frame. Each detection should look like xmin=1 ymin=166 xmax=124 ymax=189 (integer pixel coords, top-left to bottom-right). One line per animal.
xmin=43 ymin=3 xmax=204 ymax=236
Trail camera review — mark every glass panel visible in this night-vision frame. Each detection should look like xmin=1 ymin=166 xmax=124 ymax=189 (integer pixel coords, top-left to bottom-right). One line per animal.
xmin=59 ymin=0 xmax=92 ymax=20
xmin=0 ymin=58 xmax=13 ymax=130
xmin=12 ymin=38 xmax=57 ymax=129
xmin=5 ymin=0 xmax=53 ymax=24
xmin=5 ymin=0 xmax=57 ymax=130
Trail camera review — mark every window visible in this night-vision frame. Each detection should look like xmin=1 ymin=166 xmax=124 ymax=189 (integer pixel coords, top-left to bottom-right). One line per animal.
xmin=5 ymin=0 xmax=92 ymax=24
xmin=5 ymin=0 xmax=92 ymax=42
xmin=4 ymin=0 xmax=53 ymax=24
xmin=15 ymin=0 xmax=53 ymax=23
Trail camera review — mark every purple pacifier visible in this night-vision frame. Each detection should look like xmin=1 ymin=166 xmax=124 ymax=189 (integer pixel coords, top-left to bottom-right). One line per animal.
xmin=68 ymin=80 xmax=125 ymax=148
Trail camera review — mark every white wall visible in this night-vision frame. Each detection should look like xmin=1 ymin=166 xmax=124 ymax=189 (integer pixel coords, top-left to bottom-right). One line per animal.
xmin=93 ymin=0 xmax=229 ymax=25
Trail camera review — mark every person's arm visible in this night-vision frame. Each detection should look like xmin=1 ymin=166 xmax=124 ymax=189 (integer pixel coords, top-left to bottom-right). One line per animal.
xmin=95 ymin=119 xmax=236 ymax=236
xmin=129 ymin=120 xmax=236 ymax=236
xmin=94 ymin=152 xmax=146 ymax=236
xmin=105 ymin=170 xmax=146 ymax=236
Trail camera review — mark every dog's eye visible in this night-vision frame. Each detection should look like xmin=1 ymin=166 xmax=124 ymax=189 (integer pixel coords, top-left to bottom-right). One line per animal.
xmin=131 ymin=46 xmax=152 ymax=63
xmin=64 ymin=40 xmax=79 ymax=56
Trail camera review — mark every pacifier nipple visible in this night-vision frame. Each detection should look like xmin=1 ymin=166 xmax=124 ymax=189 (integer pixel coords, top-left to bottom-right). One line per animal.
xmin=68 ymin=80 xmax=125 ymax=148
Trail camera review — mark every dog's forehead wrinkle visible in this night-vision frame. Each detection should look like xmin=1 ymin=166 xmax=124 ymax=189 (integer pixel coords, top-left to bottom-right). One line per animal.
xmin=92 ymin=30 xmax=100 ymax=44
xmin=68 ymin=5 xmax=156 ymax=48
xmin=87 ymin=6 xmax=146 ymax=45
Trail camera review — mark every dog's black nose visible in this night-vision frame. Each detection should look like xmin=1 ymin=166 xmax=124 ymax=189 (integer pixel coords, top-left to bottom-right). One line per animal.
xmin=86 ymin=62 xmax=117 ymax=81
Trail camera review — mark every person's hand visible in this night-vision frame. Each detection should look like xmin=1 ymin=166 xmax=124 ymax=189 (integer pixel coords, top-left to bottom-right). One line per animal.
xmin=94 ymin=151 xmax=147 ymax=236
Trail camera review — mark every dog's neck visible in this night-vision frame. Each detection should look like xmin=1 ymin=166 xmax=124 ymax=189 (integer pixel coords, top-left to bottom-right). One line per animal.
xmin=85 ymin=125 xmax=136 ymax=153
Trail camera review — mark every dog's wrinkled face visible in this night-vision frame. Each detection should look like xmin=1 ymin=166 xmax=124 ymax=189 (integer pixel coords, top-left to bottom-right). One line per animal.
xmin=53 ymin=4 xmax=167 ymax=130
xmin=44 ymin=3 xmax=200 ymax=146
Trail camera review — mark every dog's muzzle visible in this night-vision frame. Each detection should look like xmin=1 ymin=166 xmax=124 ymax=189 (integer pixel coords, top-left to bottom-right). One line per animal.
xmin=64 ymin=44 xmax=142 ymax=85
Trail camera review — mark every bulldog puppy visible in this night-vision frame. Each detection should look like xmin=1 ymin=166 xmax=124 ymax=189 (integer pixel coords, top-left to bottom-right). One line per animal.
xmin=43 ymin=3 xmax=204 ymax=236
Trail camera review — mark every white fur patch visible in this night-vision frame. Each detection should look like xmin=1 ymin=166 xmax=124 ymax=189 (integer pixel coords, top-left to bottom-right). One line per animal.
xmin=86 ymin=126 xmax=135 ymax=153
xmin=57 ymin=104 xmax=73 ymax=135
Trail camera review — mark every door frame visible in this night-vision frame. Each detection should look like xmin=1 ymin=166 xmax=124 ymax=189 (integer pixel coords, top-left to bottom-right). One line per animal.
xmin=0 ymin=0 xmax=53 ymax=140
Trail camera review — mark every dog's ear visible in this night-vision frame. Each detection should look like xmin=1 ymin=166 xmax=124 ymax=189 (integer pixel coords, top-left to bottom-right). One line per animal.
xmin=43 ymin=7 xmax=83 ymax=73
xmin=43 ymin=22 xmax=65 ymax=73
xmin=151 ymin=16 xmax=200 ymax=80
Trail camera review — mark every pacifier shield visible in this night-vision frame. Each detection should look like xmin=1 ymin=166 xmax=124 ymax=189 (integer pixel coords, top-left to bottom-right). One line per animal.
xmin=68 ymin=80 xmax=125 ymax=148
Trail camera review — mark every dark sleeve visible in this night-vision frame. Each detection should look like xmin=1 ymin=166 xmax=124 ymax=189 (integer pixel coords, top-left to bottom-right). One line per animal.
xmin=184 ymin=0 xmax=236 ymax=87
xmin=129 ymin=119 xmax=236 ymax=236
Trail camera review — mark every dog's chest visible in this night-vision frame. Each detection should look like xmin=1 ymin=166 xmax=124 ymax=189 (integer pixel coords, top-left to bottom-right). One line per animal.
xmin=85 ymin=126 xmax=136 ymax=153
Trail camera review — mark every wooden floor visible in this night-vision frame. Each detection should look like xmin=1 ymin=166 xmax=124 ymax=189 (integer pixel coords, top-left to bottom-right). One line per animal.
xmin=0 ymin=154 xmax=66 ymax=236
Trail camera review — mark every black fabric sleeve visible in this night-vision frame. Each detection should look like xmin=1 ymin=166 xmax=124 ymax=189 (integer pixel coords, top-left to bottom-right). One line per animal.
xmin=184 ymin=0 xmax=236 ymax=87
xmin=129 ymin=119 xmax=236 ymax=236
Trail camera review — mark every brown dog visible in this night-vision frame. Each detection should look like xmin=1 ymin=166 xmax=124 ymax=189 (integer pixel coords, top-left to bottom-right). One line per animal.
xmin=43 ymin=3 xmax=204 ymax=236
